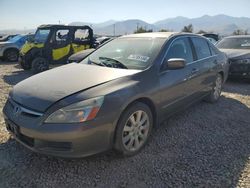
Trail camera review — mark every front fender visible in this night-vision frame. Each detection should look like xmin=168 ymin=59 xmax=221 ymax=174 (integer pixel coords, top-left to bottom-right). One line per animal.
xmin=20 ymin=42 xmax=44 ymax=55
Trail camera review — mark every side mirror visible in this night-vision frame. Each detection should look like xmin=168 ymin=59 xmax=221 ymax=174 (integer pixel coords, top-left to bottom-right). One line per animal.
xmin=165 ymin=58 xmax=186 ymax=70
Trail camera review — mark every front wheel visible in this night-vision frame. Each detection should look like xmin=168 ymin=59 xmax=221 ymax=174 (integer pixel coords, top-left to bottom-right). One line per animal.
xmin=31 ymin=57 xmax=49 ymax=74
xmin=4 ymin=49 xmax=19 ymax=62
xmin=204 ymin=73 xmax=223 ymax=103
xmin=114 ymin=102 xmax=153 ymax=156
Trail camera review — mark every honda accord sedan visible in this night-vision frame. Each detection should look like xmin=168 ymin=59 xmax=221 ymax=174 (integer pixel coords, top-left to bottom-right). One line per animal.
xmin=216 ymin=35 xmax=250 ymax=79
xmin=3 ymin=32 xmax=229 ymax=158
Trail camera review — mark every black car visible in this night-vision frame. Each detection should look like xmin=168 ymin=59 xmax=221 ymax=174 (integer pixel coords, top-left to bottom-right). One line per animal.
xmin=67 ymin=48 xmax=95 ymax=63
xmin=3 ymin=32 xmax=229 ymax=158
xmin=67 ymin=37 xmax=114 ymax=63
xmin=96 ymin=36 xmax=113 ymax=45
xmin=202 ymin=34 xmax=219 ymax=42
xmin=216 ymin=35 xmax=250 ymax=79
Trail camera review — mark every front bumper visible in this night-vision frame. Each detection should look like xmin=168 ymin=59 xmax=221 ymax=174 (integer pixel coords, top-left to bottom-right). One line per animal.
xmin=3 ymin=100 xmax=115 ymax=158
xmin=229 ymin=61 xmax=250 ymax=79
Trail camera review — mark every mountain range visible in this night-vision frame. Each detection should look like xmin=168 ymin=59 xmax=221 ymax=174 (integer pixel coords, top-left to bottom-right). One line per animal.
xmin=1 ymin=15 xmax=250 ymax=36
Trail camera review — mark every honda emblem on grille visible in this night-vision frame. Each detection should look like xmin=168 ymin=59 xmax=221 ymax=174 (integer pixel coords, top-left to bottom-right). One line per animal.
xmin=13 ymin=105 xmax=21 ymax=116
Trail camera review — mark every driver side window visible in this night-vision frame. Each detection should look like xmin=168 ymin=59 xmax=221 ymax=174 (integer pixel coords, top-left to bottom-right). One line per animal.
xmin=165 ymin=37 xmax=194 ymax=64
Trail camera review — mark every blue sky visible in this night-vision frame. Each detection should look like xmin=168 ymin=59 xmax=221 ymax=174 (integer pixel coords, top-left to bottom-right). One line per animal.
xmin=0 ymin=0 xmax=250 ymax=29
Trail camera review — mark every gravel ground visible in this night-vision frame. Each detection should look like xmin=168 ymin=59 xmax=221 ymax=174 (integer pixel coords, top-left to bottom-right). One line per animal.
xmin=0 ymin=61 xmax=250 ymax=188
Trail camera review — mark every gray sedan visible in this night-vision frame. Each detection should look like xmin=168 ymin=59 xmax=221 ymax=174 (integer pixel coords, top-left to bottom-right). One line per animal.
xmin=216 ymin=35 xmax=250 ymax=79
xmin=3 ymin=32 xmax=229 ymax=158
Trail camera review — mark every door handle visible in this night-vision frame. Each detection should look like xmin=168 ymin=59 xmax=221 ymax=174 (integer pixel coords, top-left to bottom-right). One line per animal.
xmin=188 ymin=68 xmax=199 ymax=80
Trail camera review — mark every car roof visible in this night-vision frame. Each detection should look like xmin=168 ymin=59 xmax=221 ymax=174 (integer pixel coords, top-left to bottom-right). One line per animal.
xmin=224 ymin=35 xmax=250 ymax=39
xmin=38 ymin=24 xmax=92 ymax=30
xmin=119 ymin=32 xmax=206 ymax=39
xmin=120 ymin=32 xmax=177 ymax=39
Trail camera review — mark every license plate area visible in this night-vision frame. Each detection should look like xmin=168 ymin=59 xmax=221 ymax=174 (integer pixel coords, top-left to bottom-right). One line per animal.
xmin=6 ymin=121 xmax=20 ymax=136
xmin=5 ymin=120 xmax=34 ymax=147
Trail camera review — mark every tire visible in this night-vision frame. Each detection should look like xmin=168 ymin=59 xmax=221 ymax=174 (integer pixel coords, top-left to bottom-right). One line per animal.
xmin=204 ymin=73 xmax=223 ymax=103
xmin=20 ymin=60 xmax=32 ymax=70
xmin=114 ymin=102 xmax=153 ymax=156
xmin=31 ymin=57 xmax=49 ymax=74
xmin=4 ymin=49 xmax=19 ymax=62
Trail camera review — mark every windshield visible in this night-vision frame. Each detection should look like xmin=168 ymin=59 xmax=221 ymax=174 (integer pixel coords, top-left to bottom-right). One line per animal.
xmin=8 ymin=35 xmax=22 ymax=43
xmin=34 ymin=29 xmax=50 ymax=43
xmin=81 ymin=37 xmax=166 ymax=70
xmin=216 ymin=37 xmax=250 ymax=49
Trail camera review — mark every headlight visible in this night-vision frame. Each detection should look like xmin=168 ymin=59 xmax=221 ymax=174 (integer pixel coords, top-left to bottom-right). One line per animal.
xmin=45 ymin=96 xmax=104 ymax=123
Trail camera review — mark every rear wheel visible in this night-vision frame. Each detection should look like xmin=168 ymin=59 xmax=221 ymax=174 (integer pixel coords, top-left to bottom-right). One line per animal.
xmin=31 ymin=57 xmax=49 ymax=74
xmin=4 ymin=49 xmax=19 ymax=62
xmin=114 ymin=102 xmax=153 ymax=156
xmin=204 ymin=73 xmax=223 ymax=103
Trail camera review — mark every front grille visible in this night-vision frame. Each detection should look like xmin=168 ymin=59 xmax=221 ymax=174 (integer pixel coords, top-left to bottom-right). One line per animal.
xmin=8 ymin=98 xmax=43 ymax=118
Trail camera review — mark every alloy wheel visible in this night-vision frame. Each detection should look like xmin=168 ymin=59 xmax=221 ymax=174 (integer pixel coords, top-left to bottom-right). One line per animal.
xmin=122 ymin=110 xmax=150 ymax=151
xmin=213 ymin=75 xmax=222 ymax=100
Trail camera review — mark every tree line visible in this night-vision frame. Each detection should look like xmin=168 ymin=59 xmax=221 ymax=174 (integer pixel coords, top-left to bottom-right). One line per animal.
xmin=134 ymin=24 xmax=248 ymax=35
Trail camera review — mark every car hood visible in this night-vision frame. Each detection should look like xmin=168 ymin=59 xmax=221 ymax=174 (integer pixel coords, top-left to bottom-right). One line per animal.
xmin=219 ymin=48 xmax=250 ymax=60
xmin=0 ymin=41 xmax=11 ymax=46
xmin=11 ymin=63 xmax=140 ymax=112
xmin=68 ymin=49 xmax=95 ymax=62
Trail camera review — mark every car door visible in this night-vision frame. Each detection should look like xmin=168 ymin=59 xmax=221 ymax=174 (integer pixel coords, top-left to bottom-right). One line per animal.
xmin=51 ymin=29 xmax=72 ymax=62
xmin=72 ymin=28 xmax=92 ymax=54
xmin=190 ymin=37 xmax=217 ymax=95
xmin=159 ymin=36 xmax=200 ymax=117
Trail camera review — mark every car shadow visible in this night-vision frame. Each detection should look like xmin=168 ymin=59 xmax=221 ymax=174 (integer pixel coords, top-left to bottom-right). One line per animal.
xmin=0 ymin=95 xmax=249 ymax=187
xmin=3 ymin=70 xmax=32 ymax=85
xmin=0 ymin=61 xmax=17 ymax=65
xmin=224 ymin=79 xmax=250 ymax=96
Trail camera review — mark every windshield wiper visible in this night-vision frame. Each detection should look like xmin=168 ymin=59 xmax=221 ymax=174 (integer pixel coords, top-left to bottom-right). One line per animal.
xmin=99 ymin=56 xmax=128 ymax=69
xmin=88 ymin=58 xmax=106 ymax=67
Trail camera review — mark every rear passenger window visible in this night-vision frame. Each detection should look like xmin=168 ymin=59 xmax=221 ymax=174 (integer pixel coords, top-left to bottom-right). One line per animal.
xmin=74 ymin=29 xmax=90 ymax=42
xmin=191 ymin=37 xmax=211 ymax=59
xmin=165 ymin=37 xmax=194 ymax=63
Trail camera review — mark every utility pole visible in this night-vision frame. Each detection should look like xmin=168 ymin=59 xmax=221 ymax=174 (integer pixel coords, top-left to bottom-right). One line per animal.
xmin=136 ymin=22 xmax=139 ymax=32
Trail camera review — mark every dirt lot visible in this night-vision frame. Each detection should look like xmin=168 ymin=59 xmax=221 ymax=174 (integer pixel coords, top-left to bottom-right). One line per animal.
xmin=0 ymin=61 xmax=250 ymax=188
